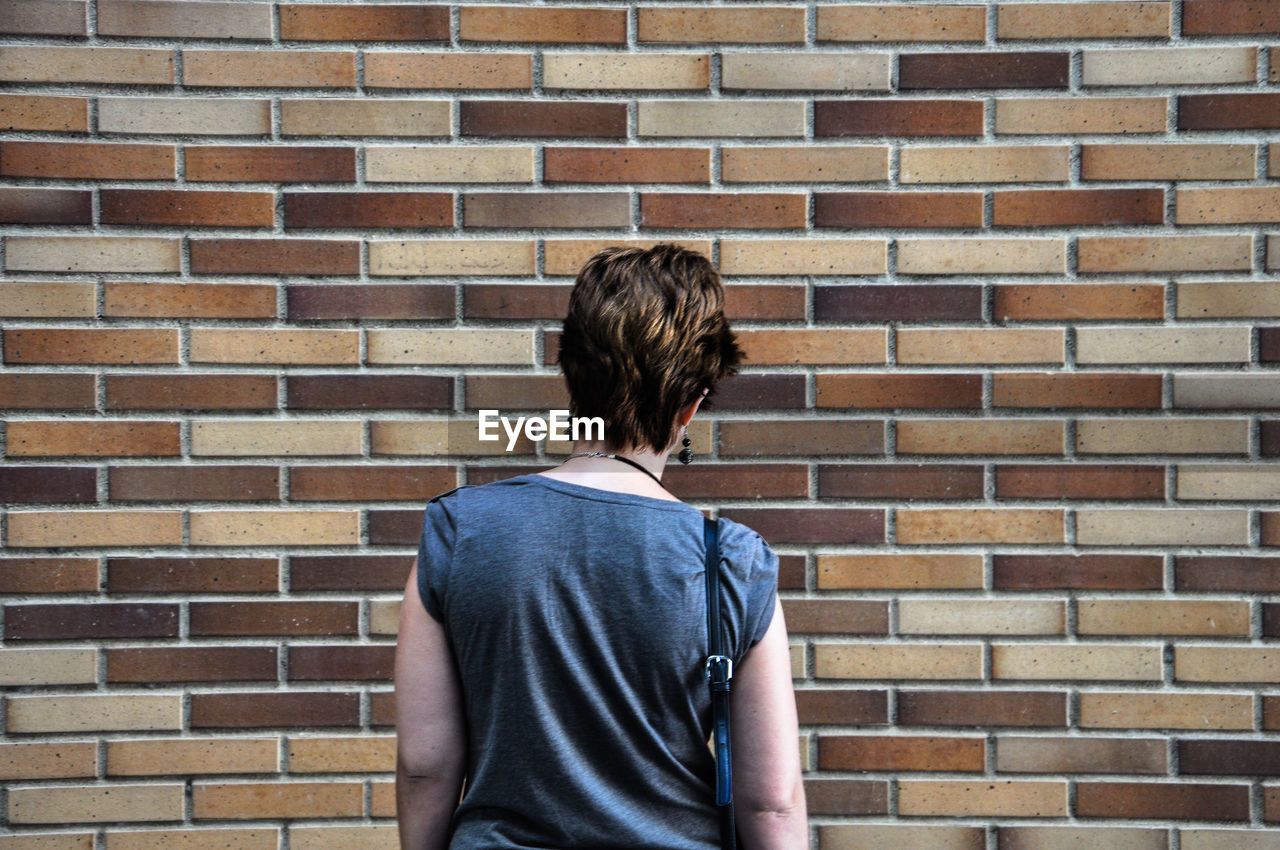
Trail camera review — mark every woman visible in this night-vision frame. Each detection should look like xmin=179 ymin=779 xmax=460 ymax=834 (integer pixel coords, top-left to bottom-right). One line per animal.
xmin=395 ymin=244 xmax=807 ymax=849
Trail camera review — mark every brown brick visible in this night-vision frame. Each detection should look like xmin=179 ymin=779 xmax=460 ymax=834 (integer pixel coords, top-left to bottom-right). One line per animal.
xmin=0 ymin=188 xmax=90 ymax=224
xmin=998 ymin=2 xmax=1172 ymax=38
xmin=783 ymin=600 xmax=888 ymax=635
xmin=189 ymin=239 xmax=359 ymax=276
xmin=1180 ymin=740 xmax=1280 ymax=776
xmin=661 ymin=464 xmax=809 ymax=501
xmin=821 ymin=735 xmax=984 ymax=772
xmin=194 ymin=782 xmax=361 ymax=820
xmin=1178 ymin=186 xmax=1280 ymax=225
xmin=464 ymin=192 xmax=628 ymax=228
xmin=720 ymin=508 xmax=883 ymax=544
xmin=818 ymin=4 xmax=986 ymax=42
xmin=287 ymin=284 xmax=452 ymax=320
xmin=900 ymin=52 xmax=1068 ymax=89
xmin=706 ymin=374 xmax=810 ymax=410
xmin=0 ymin=93 xmax=87 ymax=132
xmin=104 ymin=282 xmax=276 ymax=319
xmin=1183 ymin=0 xmax=1280 ymax=34
xmin=993 ymin=373 xmax=1162 ymax=409
xmin=281 ymin=3 xmax=447 ymax=40
xmin=639 ymin=6 xmax=805 ymax=43
xmin=284 ymin=191 xmax=452 ymax=229
xmin=105 ymin=374 xmax=276 ymax=411
xmin=368 ymin=509 xmax=420 ymax=545
xmin=722 ymin=284 xmax=806 ymax=320
xmin=464 ymin=283 xmax=568 ymax=319
xmin=183 ymin=49 xmax=354 ymax=88
xmin=287 ymin=375 xmax=451 ymax=411
xmin=98 ymin=0 xmax=271 ymax=38
xmin=815 ymin=373 xmax=982 ymax=409
xmin=0 ymin=467 xmax=96 ymax=504
xmin=815 ymin=191 xmax=982 ymax=228
xmin=107 ymin=557 xmax=277 ymax=593
xmin=289 ymin=645 xmax=394 ymax=681
xmin=5 ymin=328 xmax=176 ymax=364
xmin=796 ymin=690 xmax=888 ymax=726
xmin=1180 ymin=94 xmax=1280 ymax=130
xmin=6 ymin=603 xmax=177 ymax=640
xmin=544 ymin=146 xmax=709 ymax=183
xmin=1 ymin=141 xmax=170 ymax=180
xmin=805 ymin=779 xmax=888 ymax=816
xmin=365 ymin=53 xmax=531 ymax=90
xmin=289 ymin=466 xmax=455 ymax=501
xmin=819 ymin=554 xmax=983 ymax=591
xmin=816 ymin=100 xmax=984 ymax=136
xmin=994 ymin=554 xmax=1163 ymax=591
xmin=101 ymin=189 xmax=272 ymax=227
xmin=1082 ymin=143 xmax=1255 ymax=181
xmin=6 ymin=421 xmax=180 ymax=457
xmin=736 ymin=329 xmax=884 ymax=366
xmin=898 ymin=691 xmax=1067 ymax=728
xmin=542 ymin=237 xmax=712 ymax=276
xmin=0 ymin=741 xmax=96 ymax=780
xmin=464 ymin=374 xmax=569 ymax=410
xmin=898 ymin=420 xmax=1064 ymax=456
xmin=460 ymin=101 xmax=626 ymax=138
xmin=994 ymin=188 xmax=1163 ymax=226
xmin=289 ymin=555 xmax=412 ymax=592
xmin=998 ymin=737 xmax=1166 ymax=775
xmin=190 ymin=602 xmax=357 ymax=637
xmin=107 ymin=739 xmax=278 ymax=778
xmin=461 ymin=6 xmax=624 ymax=42
xmin=108 ymin=647 xmax=277 ymax=683
xmin=898 ymin=509 xmax=1064 ymax=545
xmin=109 ymin=466 xmax=279 ymax=502
xmin=1177 ymin=556 xmax=1280 ymax=592
xmin=0 ymin=0 xmax=86 ymax=35
xmin=185 ymin=145 xmax=354 ymax=182
xmin=640 ymin=193 xmax=804 ymax=228
xmin=0 ymin=557 xmax=97 ymax=593
xmin=1265 ymin=421 xmax=1280 ymax=455
xmin=0 ymin=374 xmax=95 ymax=409
xmin=818 ymin=464 xmax=982 ymax=500
xmin=190 ymin=692 xmax=359 ymax=729
xmin=995 ymin=283 xmax=1164 ymax=320
xmin=1077 ymin=782 xmax=1248 ymax=821
xmin=996 ymin=464 xmax=1164 ymax=500
xmin=718 ymin=419 xmax=884 ymax=456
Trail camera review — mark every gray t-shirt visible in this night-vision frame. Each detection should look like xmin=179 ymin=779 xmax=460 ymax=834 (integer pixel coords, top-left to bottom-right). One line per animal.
xmin=416 ymin=472 xmax=779 ymax=850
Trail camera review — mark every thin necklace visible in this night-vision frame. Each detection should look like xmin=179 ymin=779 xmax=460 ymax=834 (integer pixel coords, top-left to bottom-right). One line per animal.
xmin=566 ymin=451 xmax=665 ymax=489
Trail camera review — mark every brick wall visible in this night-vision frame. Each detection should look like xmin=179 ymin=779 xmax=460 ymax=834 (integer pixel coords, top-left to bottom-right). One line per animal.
xmin=2 ymin=0 xmax=1279 ymax=846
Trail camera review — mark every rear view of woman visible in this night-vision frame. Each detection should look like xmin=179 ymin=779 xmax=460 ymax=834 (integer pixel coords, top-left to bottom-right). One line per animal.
xmin=395 ymin=244 xmax=808 ymax=849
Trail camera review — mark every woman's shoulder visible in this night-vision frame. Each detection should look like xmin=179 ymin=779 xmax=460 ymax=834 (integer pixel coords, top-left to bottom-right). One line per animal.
xmin=715 ymin=514 xmax=779 ymax=582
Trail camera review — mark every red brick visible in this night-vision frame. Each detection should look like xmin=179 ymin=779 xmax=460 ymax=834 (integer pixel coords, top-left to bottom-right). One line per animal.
xmin=189 ymin=239 xmax=359 ymax=276
xmin=4 ymin=329 xmax=176 ymax=364
xmin=1183 ymin=0 xmax=1280 ymax=34
xmin=107 ymin=647 xmax=278 ymax=683
xmin=0 ymin=466 xmax=96 ymax=503
xmin=101 ymin=189 xmax=273 ymax=227
xmin=994 ymin=188 xmax=1164 ymax=226
xmin=1179 ymin=94 xmax=1280 ymax=130
xmin=898 ymin=691 xmax=1067 ymax=727
xmin=185 ymin=145 xmax=354 ymax=182
xmin=290 ymin=466 xmax=456 ymax=501
xmin=993 ymin=373 xmax=1163 ymax=408
xmin=5 ymin=603 xmax=177 ymax=640
xmin=0 ymin=94 xmax=88 ymax=132
xmin=1076 ymin=782 xmax=1248 ymax=820
xmin=815 ymin=191 xmax=983 ymax=228
xmin=280 ymin=4 xmax=448 ymax=40
xmin=286 ymin=375 xmax=452 ymax=410
xmin=655 ymin=463 xmax=810 ymax=501
xmin=0 ymin=557 xmax=98 ymax=593
xmin=460 ymin=6 xmax=625 ymax=43
xmin=544 ymin=146 xmax=710 ymax=183
xmin=816 ymin=374 xmax=983 ymax=409
xmin=995 ymin=283 xmax=1165 ymax=320
xmin=191 ymin=692 xmax=359 ymax=728
xmin=712 ymin=374 xmax=807 ymax=409
xmin=0 ymin=374 xmax=95 ymax=409
xmin=289 ymin=555 xmax=413 ymax=591
xmin=725 ymin=284 xmax=807 ymax=320
xmin=190 ymin=602 xmax=359 ymax=637
xmin=720 ymin=508 xmax=884 ymax=544
xmin=109 ymin=466 xmax=279 ymax=502
xmin=0 ymin=187 xmax=91 ymax=224
xmin=900 ymin=53 xmax=1068 ymax=89
xmin=1264 ymin=513 xmax=1280 ymax=547
xmin=460 ymin=101 xmax=626 ymax=138
xmin=104 ymin=282 xmax=277 ymax=319
xmin=108 ymin=557 xmax=278 ymax=593
xmin=816 ymin=100 xmax=984 ymax=137
xmin=805 ymin=780 xmax=888 ymax=816
xmin=783 ymin=600 xmax=888 ymax=635
xmin=1177 ymin=556 xmax=1280 ymax=592
xmin=820 ymin=735 xmax=984 ymax=772
xmin=370 ymin=692 xmax=396 ymax=726
xmin=104 ymin=374 xmax=277 ymax=410
xmin=994 ymin=555 xmax=1164 ymax=590
xmin=818 ymin=464 xmax=983 ymax=500
xmin=368 ymin=510 xmax=420 ymax=545
xmin=1 ymin=141 xmax=173 ymax=179
xmin=796 ymin=690 xmax=889 ymax=726
xmin=288 ymin=645 xmax=395 ymax=681
xmin=818 ymin=284 xmax=983 ymax=322
xmin=641 ymin=193 xmax=805 ymax=228
xmin=284 ymin=192 xmax=453 ymax=229
xmin=464 ymin=284 xmax=569 ymax=319
xmin=287 ymin=284 xmax=452 ymax=320
xmin=996 ymin=465 xmax=1165 ymax=500
xmin=0 ymin=0 xmax=86 ymax=35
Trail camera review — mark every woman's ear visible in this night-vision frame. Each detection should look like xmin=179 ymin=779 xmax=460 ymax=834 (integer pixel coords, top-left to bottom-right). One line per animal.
xmin=676 ymin=388 xmax=709 ymax=428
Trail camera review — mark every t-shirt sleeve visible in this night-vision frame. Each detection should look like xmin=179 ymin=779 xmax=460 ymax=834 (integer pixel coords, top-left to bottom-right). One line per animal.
xmin=417 ymin=489 xmax=460 ymax=622
xmin=717 ymin=517 xmax=780 ymax=660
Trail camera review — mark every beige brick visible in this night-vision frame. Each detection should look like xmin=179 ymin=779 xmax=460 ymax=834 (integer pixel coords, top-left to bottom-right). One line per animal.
xmin=369 ymin=782 xmax=394 ymax=817
xmin=1175 ymin=375 xmax=1280 ymax=409
xmin=638 ymin=7 xmax=805 ymax=43
xmin=189 ymin=510 xmax=360 ymax=546
xmin=719 ymin=239 xmax=885 ymax=276
xmin=1177 ymin=281 xmax=1280 ymax=318
xmin=289 ymin=826 xmax=398 ymax=850
xmin=365 ymin=53 xmax=531 ymax=90
xmin=366 ymin=146 xmax=533 ymax=183
xmin=1177 ymin=648 xmax=1280 ymax=683
xmin=1076 ymin=327 xmax=1249 ymax=365
xmin=814 ymin=643 xmax=982 ymax=680
xmin=899 ymin=780 xmax=1067 ymax=817
xmin=898 ymin=329 xmax=1064 ymax=365
xmin=371 ymin=419 xmax=535 ymax=456
xmin=790 ymin=643 xmax=804 ymax=679
xmin=819 ymin=826 xmax=986 ymax=850
xmin=898 ymin=420 xmax=1065 ymax=456
xmin=189 ymin=329 xmax=359 ymax=365
xmin=288 ymin=736 xmax=395 ymax=773
xmin=0 ymin=742 xmax=97 ymax=780
xmin=1083 ymin=143 xmax=1255 ymax=180
xmin=1078 ymin=235 xmax=1252 ymax=273
xmin=1076 ymin=509 xmax=1249 ymax=546
xmin=817 ymin=554 xmax=984 ymax=590
xmin=1080 ymin=692 xmax=1252 ymax=730
xmin=1084 ymin=47 xmax=1255 ymax=86
xmin=1182 ymin=830 xmax=1280 ymax=850
xmin=0 ymin=94 xmax=89 ymax=132
xmin=369 ymin=240 xmax=535 ymax=276
xmin=817 ymin=4 xmax=986 ymax=42
xmin=0 ymin=834 xmax=93 ymax=850
xmin=995 ymin=97 xmax=1167 ymax=134
xmin=1178 ymin=187 xmax=1280 ymax=225
xmin=897 ymin=238 xmax=1065 ymax=275
xmin=638 ymin=100 xmax=805 ymax=137
xmin=281 ymin=99 xmax=449 ymax=137
xmin=7 ymin=511 xmax=182 ymax=548
xmin=191 ymin=420 xmax=362 ymax=457
xmin=544 ymin=53 xmax=708 ymax=90
xmin=998 ymin=739 xmax=1167 ymax=775
xmin=898 ymin=509 xmax=1065 ymax=544
xmin=8 ymin=695 xmax=181 ymax=734
xmin=99 ymin=97 xmax=269 ymax=135
xmin=998 ymin=827 xmax=1167 ymax=850
xmin=193 ymin=782 xmax=362 ymax=820
xmin=992 ymin=644 xmax=1162 ymax=681
xmin=736 ymin=329 xmax=886 ymax=365
xmin=104 ymin=829 xmax=278 ymax=850
xmin=6 ymin=236 xmax=179 ymax=273
xmin=0 ymin=46 xmax=172 ymax=84
xmin=898 ymin=600 xmax=1064 ymax=635
xmin=367 ymin=330 xmax=533 ymax=365
xmin=998 ymin=2 xmax=1171 ymax=38
xmin=1078 ymin=599 xmax=1249 ymax=636
xmin=98 ymin=0 xmax=272 ymax=39
xmin=10 ymin=784 xmax=184 ymax=824
xmin=0 ymin=282 xmax=96 ymax=317
xmin=0 ymin=649 xmax=96 ymax=686
xmin=184 ymin=50 xmax=355 ymax=88
xmin=1179 ymin=465 xmax=1280 ymax=501
xmin=722 ymin=53 xmax=890 ymax=91
xmin=900 ymin=145 xmax=1069 ymax=184
xmin=107 ymin=739 xmax=278 ymax=776
xmin=544 ymin=239 xmax=713 ymax=276
xmin=1076 ymin=418 xmax=1249 ymax=455
xmin=722 ymin=145 xmax=888 ymax=183
xmin=369 ymin=600 xmax=400 ymax=635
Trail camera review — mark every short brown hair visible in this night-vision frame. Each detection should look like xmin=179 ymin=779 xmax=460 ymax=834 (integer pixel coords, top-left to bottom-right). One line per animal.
xmin=557 ymin=244 xmax=743 ymax=453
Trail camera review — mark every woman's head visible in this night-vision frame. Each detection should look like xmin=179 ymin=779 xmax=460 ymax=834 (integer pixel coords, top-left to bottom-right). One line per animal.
xmin=557 ymin=244 xmax=744 ymax=454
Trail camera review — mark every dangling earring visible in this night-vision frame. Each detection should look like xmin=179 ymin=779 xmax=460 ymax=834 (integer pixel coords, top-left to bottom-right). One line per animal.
xmin=678 ymin=427 xmax=693 ymax=465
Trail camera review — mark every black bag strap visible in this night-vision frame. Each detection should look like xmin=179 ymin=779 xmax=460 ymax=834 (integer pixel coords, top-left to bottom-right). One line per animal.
xmin=703 ymin=515 xmax=737 ymax=850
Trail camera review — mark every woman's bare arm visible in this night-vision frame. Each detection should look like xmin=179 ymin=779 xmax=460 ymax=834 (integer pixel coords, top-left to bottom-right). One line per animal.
xmin=730 ymin=598 xmax=808 ymax=849
xmin=395 ymin=565 xmax=467 ymax=850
